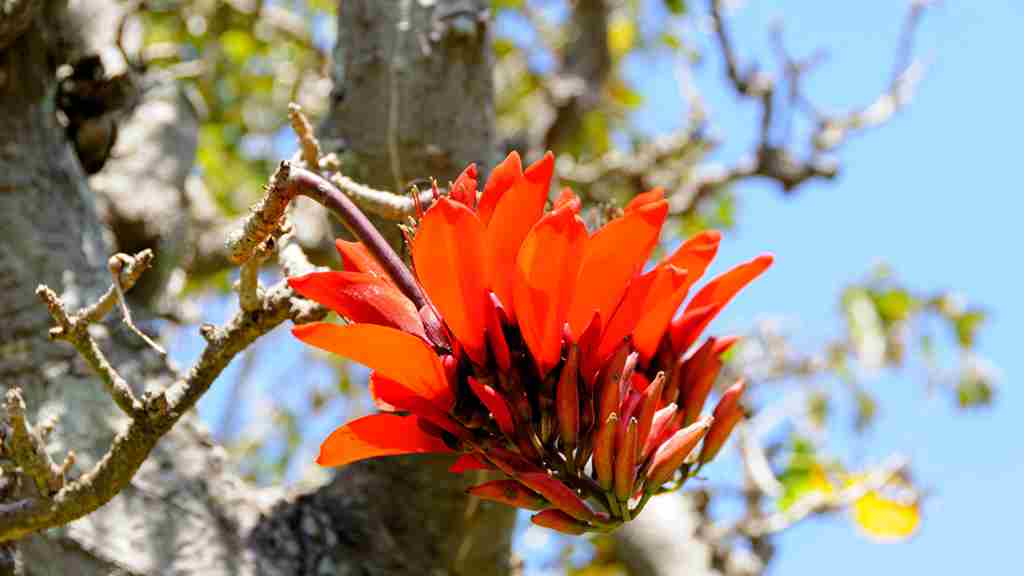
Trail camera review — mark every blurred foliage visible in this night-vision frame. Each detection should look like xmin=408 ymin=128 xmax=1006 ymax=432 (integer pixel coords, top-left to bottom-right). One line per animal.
xmin=135 ymin=0 xmax=332 ymax=213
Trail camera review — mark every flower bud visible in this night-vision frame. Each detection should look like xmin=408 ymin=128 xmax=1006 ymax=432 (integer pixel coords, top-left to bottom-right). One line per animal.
xmin=468 ymin=479 xmax=546 ymax=510
xmin=467 ymin=376 xmax=515 ymax=440
xmin=680 ymin=338 xmax=723 ymax=425
xmin=641 ymin=403 xmax=678 ymax=461
xmin=645 ymin=416 xmax=712 ymax=490
xmin=699 ymin=380 xmax=746 ymax=464
xmin=557 ymin=345 xmax=580 ymax=450
xmin=518 ymin=472 xmax=596 ymax=522
xmin=635 ymin=372 xmax=665 ymax=460
xmin=614 ymin=417 xmax=639 ymax=502
xmin=484 ymin=292 xmax=512 ymax=372
xmin=531 ymin=509 xmax=590 ymax=535
xmin=597 ymin=344 xmax=628 ymax=429
xmin=593 ymin=412 xmax=619 ymax=491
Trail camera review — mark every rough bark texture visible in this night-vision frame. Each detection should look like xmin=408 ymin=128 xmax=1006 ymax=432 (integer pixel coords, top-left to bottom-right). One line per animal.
xmin=325 ymin=0 xmax=496 ymax=189
xmin=1 ymin=1 xmax=517 ymax=574
xmin=1 ymin=1 xmax=713 ymax=574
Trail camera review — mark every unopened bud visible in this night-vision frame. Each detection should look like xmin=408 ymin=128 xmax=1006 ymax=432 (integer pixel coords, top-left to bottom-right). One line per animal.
xmin=614 ymin=417 xmax=639 ymax=502
xmin=557 ymin=345 xmax=580 ymax=450
xmin=641 ymin=403 xmax=678 ymax=461
xmin=531 ymin=509 xmax=590 ymax=535
xmin=645 ymin=416 xmax=713 ymax=490
xmin=634 ymin=372 xmax=665 ymax=460
xmin=699 ymin=380 xmax=746 ymax=464
xmin=518 ymin=472 xmax=596 ymax=522
xmin=467 ymin=479 xmax=546 ymax=510
xmin=593 ymin=412 xmax=619 ymax=491
xmin=467 ymin=377 xmax=515 ymax=440
xmin=484 ymin=292 xmax=511 ymax=372
xmin=680 ymin=338 xmax=723 ymax=425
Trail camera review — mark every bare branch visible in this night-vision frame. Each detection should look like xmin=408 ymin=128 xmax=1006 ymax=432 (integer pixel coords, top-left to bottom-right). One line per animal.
xmin=5 ymin=246 xmax=327 ymax=541
xmin=288 ymin=102 xmax=322 ymax=170
xmin=226 ymin=162 xmax=431 ymax=313
xmin=3 ymin=389 xmax=66 ymax=495
xmin=679 ymin=0 xmax=933 ymax=215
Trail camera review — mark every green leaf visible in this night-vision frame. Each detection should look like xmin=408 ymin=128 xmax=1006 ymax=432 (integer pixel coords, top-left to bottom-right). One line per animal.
xmin=954 ymin=310 xmax=985 ymax=349
xmin=664 ymin=0 xmax=687 ymax=15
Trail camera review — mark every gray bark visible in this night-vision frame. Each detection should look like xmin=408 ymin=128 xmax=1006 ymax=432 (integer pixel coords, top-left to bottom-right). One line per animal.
xmin=0 ymin=1 xmax=717 ymax=575
xmin=1 ymin=1 xmax=516 ymax=574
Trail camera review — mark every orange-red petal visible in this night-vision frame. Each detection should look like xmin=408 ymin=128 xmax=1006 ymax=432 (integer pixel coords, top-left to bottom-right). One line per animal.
xmin=369 ymin=372 xmax=469 ymax=440
xmin=553 ymin=187 xmax=582 ymax=214
xmin=316 ymin=413 xmax=452 ymax=467
xmin=568 ymin=199 xmax=668 ymax=340
xmin=449 ymin=163 xmax=478 ymax=208
xmin=631 ymin=265 xmax=691 ymax=365
xmin=413 ymin=198 xmax=489 ymax=366
xmin=670 ymin=253 xmax=774 ymax=355
xmin=660 ymin=230 xmax=722 ymax=285
xmin=624 ymin=187 xmax=665 ymax=213
xmin=514 ymin=204 xmax=587 ymax=376
xmin=288 ymin=271 xmax=426 ymax=340
xmin=478 ymin=151 xmax=523 ymax=226
xmin=292 ymin=322 xmax=453 ymax=407
xmin=335 ymin=239 xmax=395 ymax=287
xmin=485 ymin=152 xmax=553 ymax=320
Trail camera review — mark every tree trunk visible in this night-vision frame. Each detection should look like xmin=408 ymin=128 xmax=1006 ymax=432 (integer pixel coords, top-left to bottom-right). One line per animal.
xmin=1 ymin=1 xmax=717 ymax=574
xmin=1 ymin=1 xmax=515 ymax=574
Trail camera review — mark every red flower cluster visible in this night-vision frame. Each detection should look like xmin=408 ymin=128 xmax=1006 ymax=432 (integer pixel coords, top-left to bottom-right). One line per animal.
xmin=288 ymin=151 xmax=772 ymax=533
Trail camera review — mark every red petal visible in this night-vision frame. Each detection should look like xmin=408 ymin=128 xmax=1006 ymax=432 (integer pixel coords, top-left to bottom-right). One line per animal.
xmin=368 ymin=372 xmax=398 ymax=411
xmin=335 ymin=239 xmax=395 ymax=286
xmin=671 ymin=254 xmax=774 ymax=354
xmin=316 ymin=413 xmax=452 ymax=467
xmin=288 ymin=271 xmax=427 ymax=340
xmin=368 ymin=373 xmax=469 ymax=440
xmin=568 ymin=199 xmax=668 ymax=340
xmin=450 ymin=453 xmax=494 ymax=473
xmin=625 ymin=187 xmax=665 ymax=212
xmin=413 ymin=198 xmax=489 ymax=366
xmin=631 ymin=265 xmax=691 ymax=365
xmin=292 ymin=323 xmax=453 ymax=407
xmin=478 ymin=151 xmax=523 ymax=225
xmin=483 ymin=292 xmax=512 ymax=372
xmin=553 ymin=187 xmax=582 ymax=214
xmin=514 ymin=205 xmax=587 ymax=376
xmin=468 ymin=377 xmax=516 ymax=439
xmin=661 ymin=230 xmax=722 ymax=286
xmin=592 ymin=267 xmax=660 ymax=369
xmin=449 ymin=163 xmax=478 ymax=208
xmin=485 ymin=152 xmax=554 ymax=321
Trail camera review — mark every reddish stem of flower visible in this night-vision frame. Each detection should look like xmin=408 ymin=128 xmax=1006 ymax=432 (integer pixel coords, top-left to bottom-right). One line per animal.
xmin=288 ymin=166 xmax=430 ymax=313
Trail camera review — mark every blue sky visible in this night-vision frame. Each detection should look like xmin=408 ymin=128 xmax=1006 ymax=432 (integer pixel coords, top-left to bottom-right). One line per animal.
xmin=621 ymin=1 xmax=1021 ymax=574
xmin=174 ymin=1 xmax=1021 ymax=573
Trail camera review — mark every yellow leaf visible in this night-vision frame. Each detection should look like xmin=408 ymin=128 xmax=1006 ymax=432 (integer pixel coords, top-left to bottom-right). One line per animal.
xmin=607 ymin=18 xmax=636 ymax=59
xmin=851 ymin=489 xmax=920 ymax=542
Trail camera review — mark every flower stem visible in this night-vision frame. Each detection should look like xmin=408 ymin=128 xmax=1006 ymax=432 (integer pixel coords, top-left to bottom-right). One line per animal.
xmin=287 ymin=165 xmax=429 ymax=312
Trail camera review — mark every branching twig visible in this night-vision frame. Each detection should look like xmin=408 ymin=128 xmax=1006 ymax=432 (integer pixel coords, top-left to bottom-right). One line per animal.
xmin=735 ymin=455 xmax=909 ymax=538
xmin=3 ymin=160 xmax=340 ymax=541
xmin=678 ymin=0 xmax=933 ymax=215
xmin=226 ymin=162 xmax=431 ymax=313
